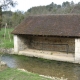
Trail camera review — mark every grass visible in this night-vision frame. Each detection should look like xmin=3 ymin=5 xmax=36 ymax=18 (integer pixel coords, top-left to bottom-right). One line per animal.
xmin=0 ymin=28 xmax=14 ymax=48
xmin=0 ymin=68 xmax=52 ymax=80
xmin=0 ymin=68 xmax=67 ymax=80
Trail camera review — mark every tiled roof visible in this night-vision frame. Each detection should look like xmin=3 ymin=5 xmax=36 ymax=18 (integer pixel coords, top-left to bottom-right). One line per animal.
xmin=12 ymin=14 xmax=80 ymax=37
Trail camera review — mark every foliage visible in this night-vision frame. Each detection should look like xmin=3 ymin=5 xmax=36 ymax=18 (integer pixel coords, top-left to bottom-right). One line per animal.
xmin=2 ymin=10 xmax=24 ymax=28
xmin=0 ymin=0 xmax=17 ymax=29
xmin=0 ymin=28 xmax=14 ymax=48
xmin=0 ymin=0 xmax=17 ymax=10
xmin=1 ymin=1 xmax=80 ymax=29
xmin=26 ymin=1 xmax=80 ymax=15
xmin=11 ymin=10 xmax=24 ymax=27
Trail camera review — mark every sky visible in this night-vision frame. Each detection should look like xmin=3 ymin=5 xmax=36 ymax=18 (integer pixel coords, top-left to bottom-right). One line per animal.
xmin=11 ymin=0 xmax=80 ymax=12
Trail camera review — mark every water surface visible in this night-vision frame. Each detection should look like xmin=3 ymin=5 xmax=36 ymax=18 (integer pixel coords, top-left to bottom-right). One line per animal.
xmin=1 ymin=54 xmax=80 ymax=80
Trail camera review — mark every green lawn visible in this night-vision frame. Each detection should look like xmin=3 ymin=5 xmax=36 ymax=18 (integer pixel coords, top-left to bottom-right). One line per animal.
xmin=0 ymin=28 xmax=14 ymax=48
xmin=0 ymin=68 xmax=67 ymax=80
xmin=0 ymin=68 xmax=52 ymax=80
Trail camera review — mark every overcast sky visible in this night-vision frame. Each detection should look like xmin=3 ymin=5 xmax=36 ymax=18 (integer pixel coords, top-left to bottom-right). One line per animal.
xmin=11 ymin=0 xmax=80 ymax=12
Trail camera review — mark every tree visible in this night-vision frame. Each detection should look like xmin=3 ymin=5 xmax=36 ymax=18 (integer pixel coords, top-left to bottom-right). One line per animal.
xmin=0 ymin=0 xmax=17 ymax=29
xmin=62 ymin=1 xmax=70 ymax=7
xmin=11 ymin=10 xmax=24 ymax=27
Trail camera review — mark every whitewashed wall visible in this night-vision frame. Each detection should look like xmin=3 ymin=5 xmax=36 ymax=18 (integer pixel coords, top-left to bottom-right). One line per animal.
xmin=14 ymin=35 xmax=19 ymax=53
xmin=75 ymin=38 xmax=80 ymax=63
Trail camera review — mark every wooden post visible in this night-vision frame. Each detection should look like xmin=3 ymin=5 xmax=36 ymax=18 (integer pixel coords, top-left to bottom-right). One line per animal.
xmin=4 ymin=23 xmax=7 ymax=40
xmin=0 ymin=7 xmax=2 ymax=30
xmin=8 ymin=31 xmax=11 ymax=42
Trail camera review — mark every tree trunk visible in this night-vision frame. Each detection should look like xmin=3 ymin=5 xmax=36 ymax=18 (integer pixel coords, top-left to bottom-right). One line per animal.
xmin=0 ymin=7 xmax=2 ymax=30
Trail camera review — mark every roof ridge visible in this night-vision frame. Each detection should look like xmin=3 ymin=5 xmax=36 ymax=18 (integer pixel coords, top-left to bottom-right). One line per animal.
xmin=28 ymin=14 xmax=80 ymax=17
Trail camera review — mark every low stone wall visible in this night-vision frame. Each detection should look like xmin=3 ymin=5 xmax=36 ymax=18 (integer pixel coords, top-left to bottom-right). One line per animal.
xmin=0 ymin=48 xmax=14 ymax=54
xmin=0 ymin=61 xmax=8 ymax=71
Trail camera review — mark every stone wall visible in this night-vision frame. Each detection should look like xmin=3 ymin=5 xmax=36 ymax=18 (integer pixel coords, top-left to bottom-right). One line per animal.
xmin=14 ymin=35 xmax=29 ymax=53
xmin=0 ymin=48 xmax=14 ymax=54
xmin=18 ymin=35 xmax=75 ymax=53
xmin=18 ymin=35 xmax=30 ymax=50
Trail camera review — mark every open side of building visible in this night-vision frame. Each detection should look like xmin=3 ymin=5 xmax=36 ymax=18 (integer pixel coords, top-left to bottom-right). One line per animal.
xmin=12 ymin=14 xmax=80 ymax=63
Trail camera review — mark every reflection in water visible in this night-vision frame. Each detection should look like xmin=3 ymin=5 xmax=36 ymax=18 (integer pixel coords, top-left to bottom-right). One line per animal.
xmin=1 ymin=54 xmax=80 ymax=80
xmin=1 ymin=55 xmax=17 ymax=68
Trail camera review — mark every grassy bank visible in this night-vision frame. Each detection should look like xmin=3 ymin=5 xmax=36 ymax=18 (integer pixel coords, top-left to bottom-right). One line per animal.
xmin=0 ymin=28 xmax=67 ymax=80
xmin=0 ymin=28 xmax=14 ymax=48
xmin=0 ymin=68 xmax=67 ymax=80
